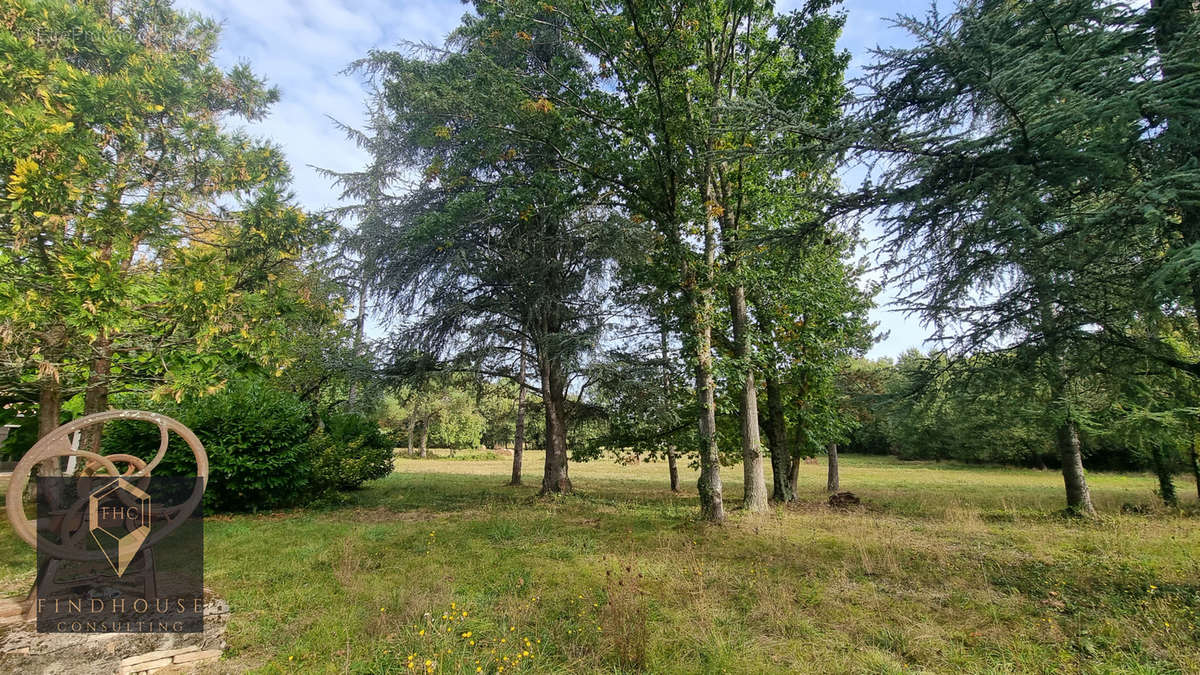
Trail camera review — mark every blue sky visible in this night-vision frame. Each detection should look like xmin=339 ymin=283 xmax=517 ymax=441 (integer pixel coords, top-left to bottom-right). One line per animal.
xmin=175 ymin=0 xmax=945 ymax=358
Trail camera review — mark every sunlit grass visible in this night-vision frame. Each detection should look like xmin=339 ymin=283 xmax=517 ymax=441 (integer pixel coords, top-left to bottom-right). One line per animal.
xmin=1 ymin=453 xmax=1197 ymax=673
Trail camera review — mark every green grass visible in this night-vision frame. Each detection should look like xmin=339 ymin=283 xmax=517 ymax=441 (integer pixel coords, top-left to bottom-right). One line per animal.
xmin=2 ymin=454 xmax=1198 ymax=674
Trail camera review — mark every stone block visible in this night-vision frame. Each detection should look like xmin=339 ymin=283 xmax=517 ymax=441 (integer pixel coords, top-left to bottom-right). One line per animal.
xmin=172 ymin=648 xmax=222 ymax=664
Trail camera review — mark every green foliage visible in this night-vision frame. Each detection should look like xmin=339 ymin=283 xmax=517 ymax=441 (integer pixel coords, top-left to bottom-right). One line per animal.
xmin=106 ymin=380 xmax=316 ymax=512
xmin=581 ymin=344 xmax=695 ymax=463
xmin=806 ymin=0 xmax=1200 ymax=514
xmin=841 ymin=349 xmax=1200 ymax=478
xmin=476 ymin=379 xmax=519 ymax=449
xmin=308 ymin=412 xmax=394 ymax=493
xmin=0 ymin=405 xmax=37 ymax=461
xmin=0 ymin=0 xmax=343 ymax=416
xmin=379 ymin=377 xmax=493 ymax=452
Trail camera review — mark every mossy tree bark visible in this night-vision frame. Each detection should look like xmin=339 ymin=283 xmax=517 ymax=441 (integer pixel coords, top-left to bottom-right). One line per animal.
xmin=1151 ymin=444 xmax=1178 ymax=507
xmin=763 ymin=369 xmax=792 ymax=502
xmin=539 ymin=356 xmax=571 ymax=495
xmin=688 ymin=264 xmax=723 ymax=522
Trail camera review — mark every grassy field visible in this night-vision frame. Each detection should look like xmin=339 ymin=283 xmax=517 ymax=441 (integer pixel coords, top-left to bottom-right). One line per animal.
xmin=2 ymin=453 xmax=1199 ymax=674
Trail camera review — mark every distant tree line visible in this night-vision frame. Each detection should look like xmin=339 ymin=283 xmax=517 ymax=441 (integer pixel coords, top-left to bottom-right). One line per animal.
xmin=843 ymin=352 xmax=1200 ymax=505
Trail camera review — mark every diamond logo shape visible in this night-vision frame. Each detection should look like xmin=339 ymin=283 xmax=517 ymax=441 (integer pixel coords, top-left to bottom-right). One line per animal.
xmin=88 ymin=478 xmax=151 ymax=577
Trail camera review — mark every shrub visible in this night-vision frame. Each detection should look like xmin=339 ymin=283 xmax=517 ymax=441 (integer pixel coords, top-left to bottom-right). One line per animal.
xmin=308 ymin=412 xmax=394 ymax=493
xmin=104 ymin=380 xmax=316 ymax=513
xmin=0 ymin=409 xmax=38 ymax=462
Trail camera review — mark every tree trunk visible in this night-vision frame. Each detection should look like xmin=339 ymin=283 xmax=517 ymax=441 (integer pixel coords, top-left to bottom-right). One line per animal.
xmin=728 ymin=284 xmax=767 ymax=512
xmin=1151 ymin=443 xmax=1178 ymax=507
xmin=347 ymin=271 xmax=368 ymax=407
xmin=1191 ymin=436 xmax=1200 ymax=502
xmin=753 ymin=299 xmax=792 ymax=503
xmin=787 ymin=423 xmax=801 ymax=498
xmin=510 ymin=343 xmax=527 ymax=486
xmin=1037 ymin=273 xmax=1096 ymax=518
xmin=657 ymin=314 xmax=676 ymax=487
xmin=1056 ymin=419 xmax=1096 ymax=517
xmin=826 ymin=443 xmax=840 ymax=492
xmin=419 ymin=422 xmax=428 ymax=458
xmin=689 ymin=176 xmax=724 ymax=522
xmin=659 ymin=317 xmax=679 ymax=493
xmin=36 ymin=376 xmax=64 ymax=507
xmin=37 ymin=377 xmax=62 ymax=440
xmin=763 ymin=368 xmax=792 ymax=502
xmin=81 ymin=332 xmax=112 ymax=456
xmin=538 ymin=356 xmax=571 ymax=494
xmin=694 ymin=346 xmax=723 ymax=521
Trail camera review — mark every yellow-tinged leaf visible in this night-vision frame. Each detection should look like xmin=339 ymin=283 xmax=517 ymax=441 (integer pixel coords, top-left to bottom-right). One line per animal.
xmin=193 ymin=280 xmax=204 ymax=292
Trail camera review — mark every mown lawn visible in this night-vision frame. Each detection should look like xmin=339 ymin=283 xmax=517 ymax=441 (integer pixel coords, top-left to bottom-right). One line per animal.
xmin=2 ymin=454 xmax=1198 ymax=674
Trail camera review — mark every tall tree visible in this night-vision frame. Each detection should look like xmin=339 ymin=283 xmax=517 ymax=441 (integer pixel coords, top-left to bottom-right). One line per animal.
xmin=848 ymin=0 xmax=1183 ymax=516
xmin=0 ymin=0 xmax=325 ymax=451
xmin=527 ymin=0 xmax=850 ymax=518
xmin=341 ymin=2 xmax=613 ymax=494
xmin=752 ymin=230 xmax=873 ymax=499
